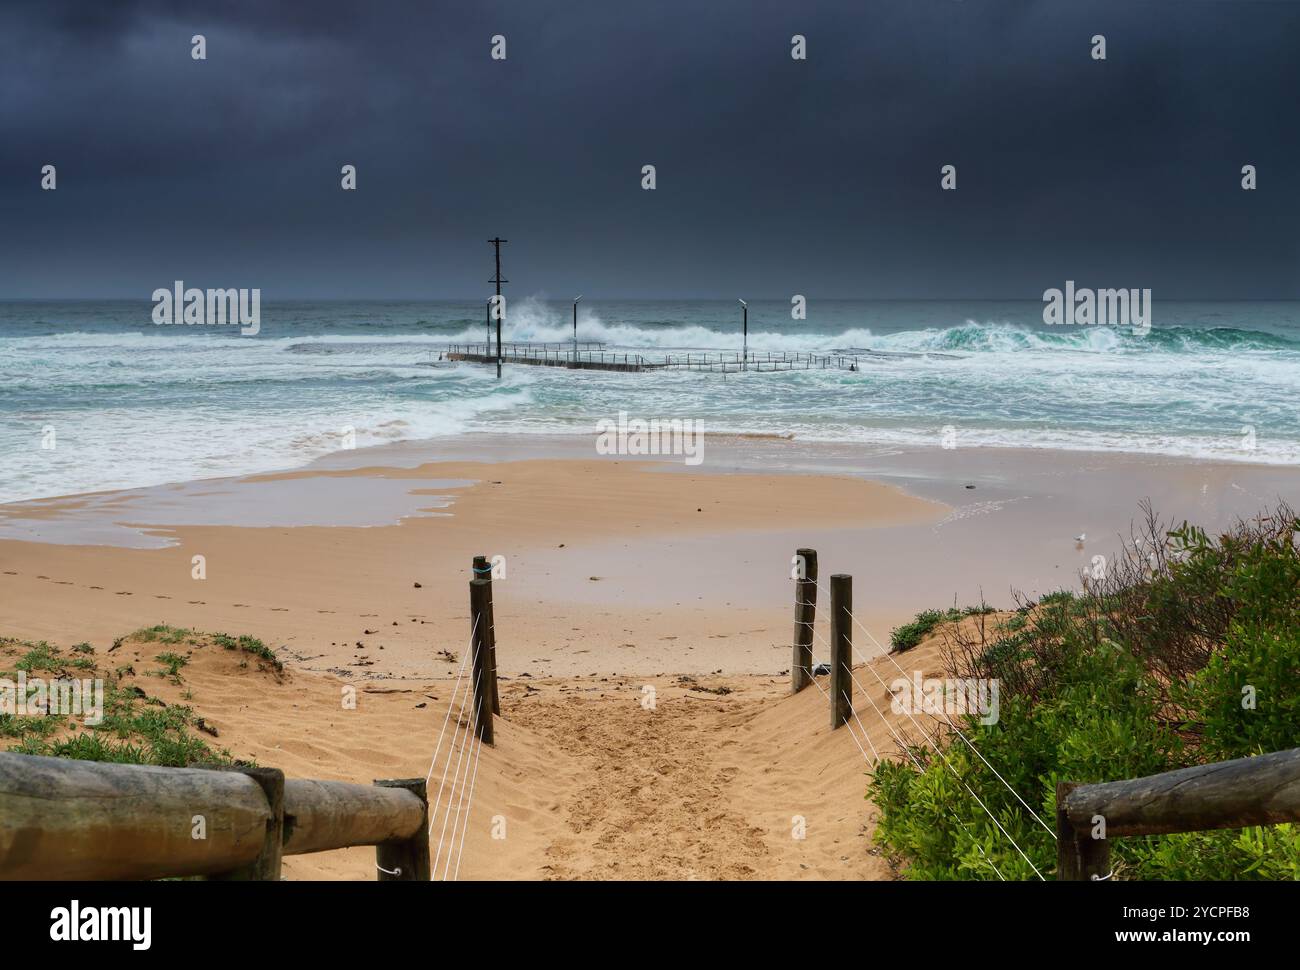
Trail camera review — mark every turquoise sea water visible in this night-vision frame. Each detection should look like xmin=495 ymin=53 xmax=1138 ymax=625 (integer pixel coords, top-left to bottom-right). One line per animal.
xmin=2 ymin=299 xmax=1298 ymax=502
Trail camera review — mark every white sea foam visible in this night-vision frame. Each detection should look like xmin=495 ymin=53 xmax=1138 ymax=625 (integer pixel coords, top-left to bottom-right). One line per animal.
xmin=3 ymin=300 xmax=1299 ymax=502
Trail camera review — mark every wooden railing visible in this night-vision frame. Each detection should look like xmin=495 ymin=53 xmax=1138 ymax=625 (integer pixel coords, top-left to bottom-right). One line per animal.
xmin=1056 ymin=747 xmax=1300 ymax=879
xmin=0 ymin=752 xmax=431 ymax=881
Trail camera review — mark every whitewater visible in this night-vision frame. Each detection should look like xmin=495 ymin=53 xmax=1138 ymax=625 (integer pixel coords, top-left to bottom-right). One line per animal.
xmin=2 ymin=298 xmax=1298 ymax=503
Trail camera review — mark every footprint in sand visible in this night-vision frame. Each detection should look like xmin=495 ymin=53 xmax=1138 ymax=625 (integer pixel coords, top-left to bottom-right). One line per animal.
xmin=2 ymin=571 xmax=16 ymax=576
xmin=187 ymin=600 xmax=205 ymax=605
xmin=154 ymin=595 xmax=170 ymax=599
xmin=115 ymin=591 xmax=132 ymax=596
xmin=89 ymin=586 xmax=103 ymax=590
xmin=233 ymin=604 xmax=249 ymax=608
xmin=270 ymin=607 xmax=289 ymax=612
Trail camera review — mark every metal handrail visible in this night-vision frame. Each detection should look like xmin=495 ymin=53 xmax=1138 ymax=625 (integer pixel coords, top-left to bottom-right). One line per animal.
xmin=443 ymin=344 xmax=863 ymax=373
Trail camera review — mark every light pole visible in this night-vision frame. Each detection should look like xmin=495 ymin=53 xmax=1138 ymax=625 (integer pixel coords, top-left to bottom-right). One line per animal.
xmin=485 ymin=299 xmax=491 ymax=356
xmin=738 ymin=299 xmax=748 ymax=371
xmin=572 ymin=295 xmax=583 ymax=365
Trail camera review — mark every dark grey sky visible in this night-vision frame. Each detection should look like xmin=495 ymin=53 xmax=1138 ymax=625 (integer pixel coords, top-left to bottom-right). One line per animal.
xmin=1 ymin=0 xmax=1297 ymax=299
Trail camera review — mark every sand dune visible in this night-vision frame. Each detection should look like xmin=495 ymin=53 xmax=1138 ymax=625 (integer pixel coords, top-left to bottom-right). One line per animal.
xmin=70 ymin=614 xmax=957 ymax=880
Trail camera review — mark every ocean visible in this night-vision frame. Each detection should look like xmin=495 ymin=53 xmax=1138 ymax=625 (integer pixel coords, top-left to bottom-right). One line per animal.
xmin=2 ymin=299 xmax=1298 ymax=503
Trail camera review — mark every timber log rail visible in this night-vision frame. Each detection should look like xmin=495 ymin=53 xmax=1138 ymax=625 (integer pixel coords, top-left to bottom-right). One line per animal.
xmin=1056 ymin=747 xmax=1300 ymax=879
xmin=0 ymin=752 xmax=431 ymax=881
xmin=443 ymin=342 xmax=868 ymax=373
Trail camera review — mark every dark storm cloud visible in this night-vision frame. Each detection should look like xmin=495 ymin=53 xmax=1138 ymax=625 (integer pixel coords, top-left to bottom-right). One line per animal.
xmin=1 ymin=0 xmax=1297 ymax=299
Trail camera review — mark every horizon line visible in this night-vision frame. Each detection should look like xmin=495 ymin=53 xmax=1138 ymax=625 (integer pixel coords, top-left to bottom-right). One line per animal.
xmin=3 ymin=296 xmax=1298 ymax=304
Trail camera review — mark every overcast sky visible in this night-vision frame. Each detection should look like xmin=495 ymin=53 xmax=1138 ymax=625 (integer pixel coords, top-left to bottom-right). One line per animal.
xmin=1 ymin=0 xmax=1297 ymax=299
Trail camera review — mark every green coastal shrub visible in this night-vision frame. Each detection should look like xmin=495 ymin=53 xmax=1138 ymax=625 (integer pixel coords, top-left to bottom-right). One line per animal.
xmin=889 ymin=610 xmax=947 ymax=653
xmin=869 ymin=503 xmax=1300 ymax=880
xmin=890 ymin=605 xmax=996 ymax=653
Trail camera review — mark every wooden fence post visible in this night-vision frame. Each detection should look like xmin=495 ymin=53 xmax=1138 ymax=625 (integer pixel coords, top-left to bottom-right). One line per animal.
xmin=473 ymin=555 xmax=500 ymax=715
xmin=1056 ymin=780 xmax=1109 ymax=880
xmin=469 ymin=578 xmax=495 ymax=745
xmin=206 ymin=766 xmax=284 ymax=881
xmin=791 ymin=548 xmax=818 ymax=694
xmin=829 ymin=574 xmax=852 ymax=729
xmin=374 ymin=778 xmax=431 ymax=881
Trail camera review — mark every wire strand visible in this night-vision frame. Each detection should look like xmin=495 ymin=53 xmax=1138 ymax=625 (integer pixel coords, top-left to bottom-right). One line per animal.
xmin=810 ymin=577 xmax=1056 ymax=839
xmin=803 ymin=610 xmax=1040 ymax=879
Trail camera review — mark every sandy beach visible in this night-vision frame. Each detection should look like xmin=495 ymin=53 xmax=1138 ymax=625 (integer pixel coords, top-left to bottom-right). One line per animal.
xmin=2 ymin=435 xmax=1295 ymax=879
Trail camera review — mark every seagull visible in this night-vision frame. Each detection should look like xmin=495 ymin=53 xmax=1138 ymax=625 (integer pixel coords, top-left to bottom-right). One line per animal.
xmin=1074 ymin=533 xmax=1087 ymax=548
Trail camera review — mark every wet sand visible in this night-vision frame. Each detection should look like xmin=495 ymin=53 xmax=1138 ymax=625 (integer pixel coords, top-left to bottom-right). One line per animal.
xmin=0 ymin=448 xmax=941 ymax=678
xmin=2 ymin=435 xmax=1292 ymax=678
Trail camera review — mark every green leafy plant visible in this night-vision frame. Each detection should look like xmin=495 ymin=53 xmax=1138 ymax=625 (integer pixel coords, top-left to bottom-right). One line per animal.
xmin=870 ymin=502 xmax=1300 ymax=880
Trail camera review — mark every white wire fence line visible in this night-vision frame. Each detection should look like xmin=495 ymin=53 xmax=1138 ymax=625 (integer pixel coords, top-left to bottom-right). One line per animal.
xmin=795 ymin=567 xmax=1053 ymax=879
xmin=814 ymin=580 xmax=1055 ymax=838
xmin=800 ymin=614 xmax=1029 ymax=880
xmin=423 ymin=577 xmax=498 ymax=881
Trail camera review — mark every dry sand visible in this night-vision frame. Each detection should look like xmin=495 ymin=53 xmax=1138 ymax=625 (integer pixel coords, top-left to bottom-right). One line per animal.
xmin=62 ymin=618 xmax=962 ymax=880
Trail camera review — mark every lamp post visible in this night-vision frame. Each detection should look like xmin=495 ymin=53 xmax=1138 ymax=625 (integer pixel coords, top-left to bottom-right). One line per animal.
xmin=738 ymin=299 xmax=748 ymax=372
xmin=485 ymin=299 xmax=491 ymax=356
xmin=572 ymin=295 xmax=583 ymax=365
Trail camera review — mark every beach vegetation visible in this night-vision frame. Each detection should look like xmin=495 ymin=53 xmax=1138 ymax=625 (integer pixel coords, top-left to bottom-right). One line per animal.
xmin=1037 ymin=589 xmax=1076 ymax=606
xmin=890 ymin=604 xmax=998 ymax=653
xmin=136 ymin=624 xmax=190 ymax=645
xmin=154 ymin=652 xmax=189 ymax=682
xmin=0 ymin=633 xmax=264 ymax=768
xmin=131 ymin=625 xmax=282 ymax=671
xmin=5 ymin=674 xmax=234 ymax=767
xmin=12 ymin=640 xmax=62 ymax=674
xmin=211 ymin=632 xmax=282 ymax=670
xmin=889 ymin=610 xmax=947 ymax=653
xmin=870 ymin=501 xmax=1300 ymax=880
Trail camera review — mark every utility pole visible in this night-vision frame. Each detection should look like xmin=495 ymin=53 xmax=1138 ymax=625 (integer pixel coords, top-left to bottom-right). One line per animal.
xmin=489 ymin=237 xmax=508 ymax=379
xmin=738 ymin=299 xmax=748 ymax=371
